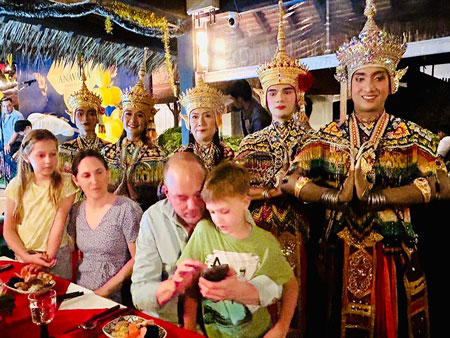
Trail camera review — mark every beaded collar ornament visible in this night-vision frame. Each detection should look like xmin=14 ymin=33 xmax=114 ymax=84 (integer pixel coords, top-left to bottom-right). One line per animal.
xmin=67 ymin=58 xmax=105 ymax=132
xmin=335 ymin=0 xmax=408 ymax=122
xmin=179 ymin=78 xmax=226 ymax=129
xmin=255 ymin=1 xmax=313 ymax=109
xmin=121 ymin=48 xmax=157 ymax=123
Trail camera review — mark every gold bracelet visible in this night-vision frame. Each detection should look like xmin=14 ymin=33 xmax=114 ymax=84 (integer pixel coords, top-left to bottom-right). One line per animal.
xmin=294 ymin=176 xmax=311 ymax=199
xmin=262 ymin=189 xmax=270 ymax=199
xmin=413 ymin=177 xmax=431 ymax=203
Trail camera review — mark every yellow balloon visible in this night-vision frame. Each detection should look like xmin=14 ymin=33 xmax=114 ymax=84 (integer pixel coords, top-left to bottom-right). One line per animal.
xmin=93 ymin=69 xmax=111 ymax=88
xmin=105 ymin=119 xmax=123 ymax=143
xmin=108 ymin=86 xmax=122 ymax=106
xmin=93 ymin=87 xmax=112 ymax=107
xmin=110 ymin=108 xmax=121 ymax=120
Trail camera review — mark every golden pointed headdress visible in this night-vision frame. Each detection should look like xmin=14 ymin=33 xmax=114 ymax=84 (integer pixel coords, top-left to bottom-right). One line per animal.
xmin=67 ymin=57 xmax=105 ymax=132
xmin=255 ymin=0 xmax=313 ymax=109
xmin=179 ymin=78 xmax=226 ymax=129
xmin=121 ymin=48 xmax=156 ymax=123
xmin=335 ymin=0 xmax=407 ymax=121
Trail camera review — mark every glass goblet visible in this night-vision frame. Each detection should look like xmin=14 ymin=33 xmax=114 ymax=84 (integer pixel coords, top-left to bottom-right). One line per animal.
xmin=28 ymin=289 xmax=56 ymax=338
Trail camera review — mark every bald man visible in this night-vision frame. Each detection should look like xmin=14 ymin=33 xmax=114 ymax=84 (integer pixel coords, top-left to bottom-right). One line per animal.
xmin=131 ymin=152 xmax=207 ymax=324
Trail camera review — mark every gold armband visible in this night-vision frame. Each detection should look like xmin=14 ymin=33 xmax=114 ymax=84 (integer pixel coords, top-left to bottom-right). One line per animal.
xmin=320 ymin=189 xmax=340 ymax=209
xmin=413 ymin=177 xmax=431 ymax=203
xmin=294 ymin=176 xmax=311 ymax=199
xmin=367 ymin=191 xmax=387 ymax=210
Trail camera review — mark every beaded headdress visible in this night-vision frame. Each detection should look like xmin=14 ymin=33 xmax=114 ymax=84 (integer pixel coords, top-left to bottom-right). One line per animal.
xmin=255 ymin=0 xmax=313 ymax=109
xmin=179 ymin=78 xmax=226 ymax=129
xmin=67 ymin=58 xmax=105 ymax=133
xmin=121 ymin=48 xmax=157 ymax=123
xmin=335 ymin=0 xmax=407 ymax=122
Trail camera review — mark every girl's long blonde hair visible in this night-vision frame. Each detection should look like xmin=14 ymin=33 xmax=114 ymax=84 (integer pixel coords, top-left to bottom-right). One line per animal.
xmin=13 ymin=129 xmax=62 ymax=221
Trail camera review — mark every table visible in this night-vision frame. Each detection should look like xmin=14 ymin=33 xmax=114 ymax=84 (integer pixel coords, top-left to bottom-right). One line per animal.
xmin=0 ymin=258 xmax=204 ymax=338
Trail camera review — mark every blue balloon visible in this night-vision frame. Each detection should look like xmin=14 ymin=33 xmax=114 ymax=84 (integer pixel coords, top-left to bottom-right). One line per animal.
xmin=105 ymin=106 xmax=115 ymax=116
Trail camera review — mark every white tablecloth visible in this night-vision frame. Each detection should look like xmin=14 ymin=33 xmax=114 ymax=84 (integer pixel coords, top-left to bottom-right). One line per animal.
xmin=0 ymin=256 xmax=121 ymax=310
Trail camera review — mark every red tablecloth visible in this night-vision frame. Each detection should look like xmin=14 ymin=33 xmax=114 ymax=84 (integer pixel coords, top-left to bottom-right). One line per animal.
xmin=0 ymin=260 xmax=204 ymax=338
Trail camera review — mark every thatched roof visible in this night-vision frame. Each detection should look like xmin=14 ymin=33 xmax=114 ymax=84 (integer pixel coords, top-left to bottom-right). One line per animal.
xmin=0 ymin=0 xmax=186 ymax=73
xmin=0 ymin=18 xmax=166 ymax=72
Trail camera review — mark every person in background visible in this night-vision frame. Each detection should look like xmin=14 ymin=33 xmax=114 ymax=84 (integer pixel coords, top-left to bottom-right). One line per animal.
xmin=68 ymin=149 xmax=141 ymax=304
xmin=1 ymin=97 xmax=24 ymax=180
xmin=3 ymin=129 xmax=77 ymax=279
xmin=59 ymin=62 xmax=110 ymax=174
xmin=102 ymin=51 xmax=165 ymax=211
xmin=27 ymin=113 xmax=74 ymax=144
xmin=177 ymin=79 xmax=234 ymax=171
xmin=131 ymin=152 xmax=207 ymax=324
xmin=227 ymin=79 xmax=271 ymax=136
xmin=14 ymin=119 xmax=32 ymax=137
xmin=178 ymin=162 xmax=297 ymax=338
xmin=11 ymin=119 xmax=32 ymax=159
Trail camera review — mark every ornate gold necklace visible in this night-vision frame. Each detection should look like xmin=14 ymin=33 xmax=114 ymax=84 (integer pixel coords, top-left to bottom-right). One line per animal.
xmin=77 ymin=135 xmax=99 ymax=150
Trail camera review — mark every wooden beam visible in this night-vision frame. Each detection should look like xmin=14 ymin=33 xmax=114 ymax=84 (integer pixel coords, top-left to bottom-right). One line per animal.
xmin=253 ymin=11 xmax=271 ymax=34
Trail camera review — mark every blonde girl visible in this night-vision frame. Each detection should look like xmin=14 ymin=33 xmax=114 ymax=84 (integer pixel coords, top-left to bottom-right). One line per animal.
xmin=3 ymin=129 xmax=77 ymax=279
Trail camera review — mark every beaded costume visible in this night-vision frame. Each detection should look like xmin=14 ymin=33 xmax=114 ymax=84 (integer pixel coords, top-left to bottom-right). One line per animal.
xmin=291 ymin=1 xmax=443 ymax=337
xmin=59 ymin=60 xmax=109 ymax=173
xmin=234 ymin=1 xmax=313 ymax=333
xmin=101 ymin=49 xmax=165 ymax=211
xmin=178 ymin=79 xmax=234 ymax=170
xmin=176 ymin=136 xmax=234 ymax=172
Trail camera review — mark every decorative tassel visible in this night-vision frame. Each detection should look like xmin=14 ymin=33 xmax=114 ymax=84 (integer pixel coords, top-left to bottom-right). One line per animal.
xmin=98 ymin=123 xmax=106 ymax=134
xmin=298 ymin=71 xmax=314 ymax=92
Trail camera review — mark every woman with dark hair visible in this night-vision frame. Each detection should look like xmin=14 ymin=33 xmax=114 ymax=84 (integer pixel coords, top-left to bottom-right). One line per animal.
xmin=101 ymin=52 xmax=165 ymax=211
xmin=177 ymin=79 xmax=234 ymax=171
xmin=69 ymin=149 xmax=142 ymax=303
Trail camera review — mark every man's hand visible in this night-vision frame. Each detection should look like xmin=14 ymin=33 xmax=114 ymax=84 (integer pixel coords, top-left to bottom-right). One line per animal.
xmin=280 ymin=173 xmax=297 ymax=196
xmin=4 ymin=144 xmax=11 ymax=154
xmin=339 ymin=169 xmax=354 ymax=203
xmin=198 ymin=268 xmax=260 ymax=304
xmin=355 ymin=154 xmax=372 ymax=201
xmin=263 ymin=323 xmax=289 ymax=338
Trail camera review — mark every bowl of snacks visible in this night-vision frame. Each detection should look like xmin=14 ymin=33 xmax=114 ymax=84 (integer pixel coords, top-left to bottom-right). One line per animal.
xmin=103 ymin=315 xmax=167 ymax=338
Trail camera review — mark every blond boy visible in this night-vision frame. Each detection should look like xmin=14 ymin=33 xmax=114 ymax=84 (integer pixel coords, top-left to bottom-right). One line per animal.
xmin=178 ymin=163 xmax=298 ymax=338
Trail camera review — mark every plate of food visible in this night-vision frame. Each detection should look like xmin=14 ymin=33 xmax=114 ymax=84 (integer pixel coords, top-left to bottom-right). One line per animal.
xmin=103 ymin=315 xmax=167 ymax=338
xmin=2 ymin=270 xmax=55 ymax=294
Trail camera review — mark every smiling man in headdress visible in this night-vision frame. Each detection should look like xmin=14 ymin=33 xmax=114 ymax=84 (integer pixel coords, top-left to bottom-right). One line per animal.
xmin=282 ymin=1 xmax=449 ymax=336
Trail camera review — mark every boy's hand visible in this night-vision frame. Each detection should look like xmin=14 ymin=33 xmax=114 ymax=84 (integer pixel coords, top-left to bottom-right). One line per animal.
xmin=198 ymin=268 xmax=238 ymax=301
xmin=173 ymin=259 xmax=204 ymax=294
xmin=199 ymin=268 xmax=260 ymax=304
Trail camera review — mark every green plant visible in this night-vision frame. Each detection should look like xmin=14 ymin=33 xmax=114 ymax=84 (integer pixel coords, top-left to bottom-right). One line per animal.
xmin=157 ymin=126 xmax=182 ymax=155
xmin=222 ymin=136 xmax=243 ymax=152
